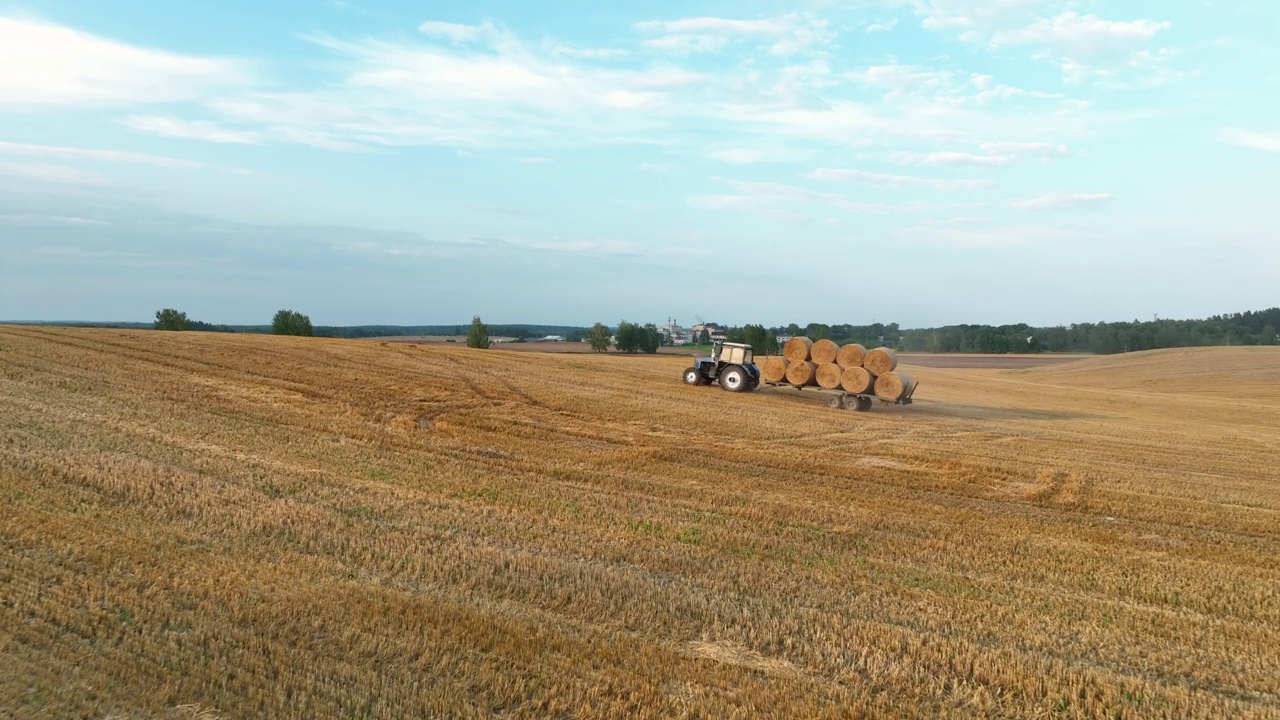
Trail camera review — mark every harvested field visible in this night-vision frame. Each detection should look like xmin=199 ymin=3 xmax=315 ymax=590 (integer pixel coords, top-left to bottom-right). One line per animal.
xmin=2 ymin=326 xmax=1279 ymax=719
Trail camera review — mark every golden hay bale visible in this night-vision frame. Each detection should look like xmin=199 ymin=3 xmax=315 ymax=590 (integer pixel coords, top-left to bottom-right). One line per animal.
xmin=810 ymin=339 xmax=839 ymax=365
xmin=761 ymin=356 xmax=789 ymax=383
xmin=815 ymin=363 xmax=843 ymax=389
xmin=836 ymin=343 xmax=867 ymax=369
xmin=874 ymin=371 xmax=915 ymax=401
xmin=783 ymin=336 xmax=814 ymax=362
xmin=840 ymin=366 xmax=876 ymax=394
xmin=863 ymin=347 xmax=898 ymax=375
xmin=785 ymin=360 xmax=817 ymax=386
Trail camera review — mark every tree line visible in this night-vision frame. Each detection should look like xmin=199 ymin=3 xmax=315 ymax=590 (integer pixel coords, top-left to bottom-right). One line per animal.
xmin=154 ymin=308 xmax=313 ymax=336
xmin=150 ymin=307 xmax=1279 ymax=355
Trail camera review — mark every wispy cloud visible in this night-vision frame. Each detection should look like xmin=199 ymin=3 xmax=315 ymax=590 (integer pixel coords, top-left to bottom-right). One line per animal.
xmin=0 ymin=140 xmax=202 ymax=168
xmin=1220 ymin=128 xmax=1280 ymax=152
xmin=807 ymin=167 xmax=999 ymax=191
xmin=0 ymin=15 xmax=251 ymax=105
xmin=891 ymin=141 xmax=1067 ymax=167
xmin=688 ymin=194 xmax=813 ymax=224
xmin=122 ymin=116 xmax=261 ymax=144
xmin=634 ymin=14 xmax=833 ymax=56
xmin=866 ymin=19 xmax=898 ymax=33
xmin=1010 ymin=191 xmax=1113 ymax=211
xmin=0 ymin=161 xmax=113 ymax=185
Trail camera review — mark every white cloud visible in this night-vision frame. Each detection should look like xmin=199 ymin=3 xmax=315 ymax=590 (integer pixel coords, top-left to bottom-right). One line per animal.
xmin=0 ymin=140 xmax=204 ymax=168
xmin=891 ymin=151 xmax=1014 ymax=167
xmin=635 ymin=14 xmax=833 ymax=56
xmin=890 ymin=142 xmax=1066 ymax=167
xmin=0 ymin=161 xmax=112 ymax=185
xmin=866 ymin=19 xmax=898 ymax=33
xmin=712 ymin=178 xmax=936 ymax=214
xmin=527 ymin=239 xmax=637 ymax=254
xmin=807 ymin=167 xmax=999 ymax=191
xmin=1010 ymin=191 xmax=1113 ymax=211
xmin=418 ymin=21 xmax=501 ymax=45
xmin=1220 ymin=128 xmax=1280 ymax=152
xmin=543 ymin=39 xmax=630 ymax=59
xmin=0 ymin=15 xmax=251 ymax=105
xmin=989 ymin=12 xmax=1172 ymax=82
xmin=122 ymin=116 xmax=262 ymax=144
xmin=897 ymin=221 xmax=1079 ymax=248
xmin=979 ymin=141 xmax=1067 ymax=156
xmin=991 ymin=13 xmax=1170 ymax=60
xmin=0 ymin=213 xmax=110 ymax=226
xmin=688 ymin=194 xmax=813 ymax=224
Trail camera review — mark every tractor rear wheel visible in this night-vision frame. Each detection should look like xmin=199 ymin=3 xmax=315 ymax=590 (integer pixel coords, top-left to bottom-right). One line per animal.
xmin=719 ymin=366 xmax=748 ymax=392
xmin=683 ymin=367 xmax=704 ymax=386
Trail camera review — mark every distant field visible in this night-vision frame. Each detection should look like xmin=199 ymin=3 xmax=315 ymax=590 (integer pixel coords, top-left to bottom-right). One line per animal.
xmin=2 ymin=326 xmax=1278 ymax=718
xmin=384 ymin=337 xmax=1095 ymax=369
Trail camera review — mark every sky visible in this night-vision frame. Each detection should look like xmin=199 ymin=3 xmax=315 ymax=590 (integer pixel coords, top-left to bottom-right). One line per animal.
xmin=0 ymin=0 xmax=1277 ymax=328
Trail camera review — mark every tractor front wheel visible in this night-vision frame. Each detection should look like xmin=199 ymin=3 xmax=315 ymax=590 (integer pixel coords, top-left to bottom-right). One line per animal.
xmin=719 ymin=366 xmax=748 ymax=392
xmin=683 ymin=367 xmax=704 ymax=386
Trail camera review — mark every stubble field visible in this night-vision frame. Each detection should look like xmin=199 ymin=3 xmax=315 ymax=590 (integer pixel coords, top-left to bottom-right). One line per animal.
xmin=2 ymin=326 xmax=1278 ymax=718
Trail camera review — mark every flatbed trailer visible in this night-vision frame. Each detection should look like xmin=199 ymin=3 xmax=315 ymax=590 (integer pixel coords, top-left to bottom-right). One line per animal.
xmin=761 ymin=380 xmax=918 ymax=412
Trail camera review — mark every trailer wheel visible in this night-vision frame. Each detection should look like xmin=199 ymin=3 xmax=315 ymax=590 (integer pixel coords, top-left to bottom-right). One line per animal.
xmin=826 ymin=396 xmax=842 ymax=409
xmin=719 ymin=366 xmax=748 ymax=392
xmin=682 ymin=367 xmax=704 ymax=386
xmin=855 ymin=396 xmax=873 ymax=412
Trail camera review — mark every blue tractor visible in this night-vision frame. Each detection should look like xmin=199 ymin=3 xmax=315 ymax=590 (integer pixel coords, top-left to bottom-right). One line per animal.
xmin=682 ymin=341 xmax=760 ymax=393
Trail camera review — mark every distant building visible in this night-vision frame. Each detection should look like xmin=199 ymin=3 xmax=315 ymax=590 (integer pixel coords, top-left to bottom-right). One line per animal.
xmin=542 ymin=335 xmax=565 ymax=342
xmin=660 ymin=318 xmax=693 ymax=345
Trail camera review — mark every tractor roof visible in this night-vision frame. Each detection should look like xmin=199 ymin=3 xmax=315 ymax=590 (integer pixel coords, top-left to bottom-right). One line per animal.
xmin=721 ymin=342 xmax=752 ymax=348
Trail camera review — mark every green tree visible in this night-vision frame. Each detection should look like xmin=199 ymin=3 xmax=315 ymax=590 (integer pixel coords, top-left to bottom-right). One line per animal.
xmin=641 ymin=323 xmax=662 ymax=353
xmin=1261 ymin=325 xmax=1277 ymax=346
xmin=588 ymin=323 xmax=612 ymax=352
xmin=272 ymin=309 xmax=313 ymax=336
xmin=154 ymin=308 xmax=189 ymax=331
xmin=698 ymin=328 xmax=711 ymax=344
xmin=466 ymin=315 xmax=490 ymax=348
xmin=615 ymin=321 xmax=648 ymax=353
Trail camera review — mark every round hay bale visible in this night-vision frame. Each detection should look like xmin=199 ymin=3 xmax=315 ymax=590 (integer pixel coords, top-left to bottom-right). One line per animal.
xmin=874 ymin=371 xmax=915 ymax=401
xmin=840 ymin=366 xmax=876 ymax=394
xmin=761 ymin=356 xmax=789 ymax=383
xmin=783 ymin=336 xmax=814 ymax=362
xmin=815 ymin=362 xmax=843 ymax=389
xmin=863 ymin=347 xmax=898 ymax=375
xmin=836 ymin=343 xmax=867 ymax=369
xmin=810 ymin=339 xmax=839 ymax=365
xmin=785 ymin=360 xmax=817 ymax=386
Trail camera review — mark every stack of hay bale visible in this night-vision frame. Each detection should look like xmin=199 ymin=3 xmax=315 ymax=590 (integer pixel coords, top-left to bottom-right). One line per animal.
xmin=761 ymin=337 xmax=915 ymax=401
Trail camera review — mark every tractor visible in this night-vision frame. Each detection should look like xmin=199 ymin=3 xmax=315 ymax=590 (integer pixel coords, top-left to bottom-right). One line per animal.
xmin=682 ymin=341 xmax=760 ymax=392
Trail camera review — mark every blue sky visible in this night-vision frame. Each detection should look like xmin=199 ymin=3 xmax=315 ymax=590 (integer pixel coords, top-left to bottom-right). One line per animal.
xmin=1 ymin=0 xmax=1276 ymax=327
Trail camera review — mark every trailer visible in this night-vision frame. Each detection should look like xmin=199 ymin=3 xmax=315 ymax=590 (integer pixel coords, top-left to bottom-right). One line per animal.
xmin=682 ymin=341 xmax=917 ymax=411
xmin=760 ymin=380 xmax=918 ymax=412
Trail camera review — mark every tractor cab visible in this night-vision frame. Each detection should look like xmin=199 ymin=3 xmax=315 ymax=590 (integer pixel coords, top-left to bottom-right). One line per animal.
xmin=683 ymin=341 xmax=760 ymax=393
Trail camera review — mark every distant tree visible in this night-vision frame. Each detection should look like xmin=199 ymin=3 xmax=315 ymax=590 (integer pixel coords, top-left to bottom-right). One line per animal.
xmin=698 ymin=328 xmax=711 ymax=345
xmin=588 ymin=323 xmax=612 ymax=352
xmin=614 ymin=321 xmax=642 ymax=353
xmin=272 ymin=309 xmax=313 ymax=336
xmin=466 ymin=315 xmax=491 ymax=348
xmin=154 ymin=308 xmax=189 ymax=331
xmin=742 ymin=324 xmax=771 ymax=353
xmin=1262 ymin=325 xmax=1278 ymax=346
xmin=641 ymin=323 xmax=662 ymax=354
xmin=566 ymin=332 xmax=583 ymax=343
